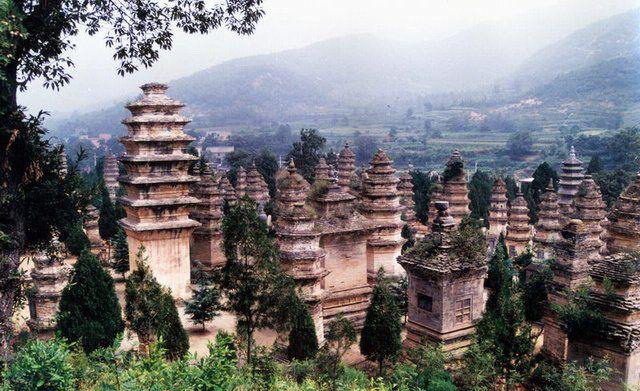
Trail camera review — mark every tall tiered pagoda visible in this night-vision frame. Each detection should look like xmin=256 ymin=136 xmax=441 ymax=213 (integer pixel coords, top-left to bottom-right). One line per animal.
xmin=533 ymin=183 xmax=561 ymax=259
xmin=275 ymin=161 xmax=328 ymax=339
xmin=337 ymin=142 xmax=356 ymax=193
xmin=557 ymin=146 xmax=584 ymax=221
xmin=505 ymin=190 xmax=531 ymax=256
xmin=104 ymin=152 xmax=119 ymax=202
xmin=118 ymin=83 xmax=200 ymax=299
xmin=488 ymin=178 xmax=509 ymax=239
xmin=441 ymin=149 xmax=470 ymax=226
xmin=606 ymin=172 xmax=640 ymax=254
xmin=360 ymin=149 xmax=405 ymax=279
xmin=573 ymin=175 xmax=606 ymax=254
xmin=190 ymin=165 xmax=225 ymax=269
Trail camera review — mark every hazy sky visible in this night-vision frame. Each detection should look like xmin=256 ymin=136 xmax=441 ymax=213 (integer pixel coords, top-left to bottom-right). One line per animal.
xmin=18 ymin=0 xmax=634 ymax=114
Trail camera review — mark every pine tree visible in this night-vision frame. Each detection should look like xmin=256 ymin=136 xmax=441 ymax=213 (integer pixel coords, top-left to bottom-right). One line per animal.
xmin=111 ymin=228 xmax=129 ymax=277
xmin=359 ymin=269 xmax=402 ymax=376
xmin=124 ymin=246 xmax=189 ymax=359
xmin=219 ymin=197 xmax=296 ymax=363
xmin=56 ymin=251 xmax=124 ymax=353
xmin=185 ymin=270 xmax=222 ymax=330
xmin=317 ymin=314 xmax=357 ymax=389
xmin=286 ymin=295 xmax=319 ymax=361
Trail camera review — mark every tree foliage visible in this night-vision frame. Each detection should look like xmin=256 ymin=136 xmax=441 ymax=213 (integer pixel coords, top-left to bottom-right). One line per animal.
xmin=506 ymin=131 xmax=534 ymax=160
xmin=219 ymin=197 xmax=296 ymax=363
xmin=124 ymin=247 xmax=189 ymax=359
xmin=468 ymin=170 xmax=492 ymax=226
xmin=56 ymin=251 xmax=124 ymax=353
xmin=286 ymin=296 xmax=319 ymax=361
xmin=359 ymin=270 xmax=402 ymax=375
xmin=286 ymin=129 xmax=326 ymax=183
xmin=111 ymin=228 xmax=129 ymax=277
xmin=185 ymin=269 xmax=222 ymax=330
xmin=98 ymin=183 xmax=118 ymax=242
xmin=410 ymin=169 xmax=435 ymax=224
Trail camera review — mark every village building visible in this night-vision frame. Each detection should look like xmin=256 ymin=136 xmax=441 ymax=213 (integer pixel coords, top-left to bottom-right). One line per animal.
xmin=118 ymin=83 xmax=201 ymax=299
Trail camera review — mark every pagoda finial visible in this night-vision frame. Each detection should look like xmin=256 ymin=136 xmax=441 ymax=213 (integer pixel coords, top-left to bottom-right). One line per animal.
xmin=287 ymin=159 xmax=296 ymax=174
xmin=570 ymin=145 xmax=576 ymax=158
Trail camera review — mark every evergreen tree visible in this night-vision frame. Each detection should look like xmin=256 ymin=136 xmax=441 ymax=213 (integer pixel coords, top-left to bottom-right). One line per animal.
xmin=390 ymin=275 xmax=409 ymax=323
xmin=219 ymin=198 xmax=296 ymax=362
xmin=360 ymin=269 xmax=403 ymax=376
xmin=64 ymin=221 xmax=91 ymax=256
xmin=586 ymin=155 xmax=604 ymax=174
xmin=468 ymin=170 xmax=493 ymax=226
xmin=475 ymin=236 xmax=536 ymax=387
xmin=111 ymin=228 xmax=129 ymax=277
xmin=525 ymin=162 xmax=559 ymax=224
xmin=185 ymin=270 xmax=222 ymax=330
xmin=401 ymin=224 xmax=415 ymax=254
xmin=56 ymin=251 xmax=124 ymax=353
xmin=410 ymin=170 xmax=435 ymax=224
xmin=286 ymin=129 xmax=326 ymax=183
xmin=286 ymin=295 xmax=319 ymax=361
xmin=98 ymin=183 xmax=119 ymax=257
xmin=155 ymin=290 xmax=190 ymax=360
xmin=124 ymin=246 xmax=189 ymax=359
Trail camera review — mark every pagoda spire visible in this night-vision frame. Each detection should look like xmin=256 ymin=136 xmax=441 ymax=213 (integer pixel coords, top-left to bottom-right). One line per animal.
xmin=275 ymin=160 xmax=328 ymax=341
xmin=118 ymin=83 xmax=200 ymax=299
xmin=219 ymin=174 xmax=236 ymax=206
xmin=314 ymin=157 xmax=331 ymax=182
xmin=488 ymin=178 xmax=509 ymax=238
xmin=533 ymin=182 xmax=561 ymax=259
xmin=398 ymin=168 xmax=416 ymax=225
xmin=505 ymin=190 xmax=532 ymax=256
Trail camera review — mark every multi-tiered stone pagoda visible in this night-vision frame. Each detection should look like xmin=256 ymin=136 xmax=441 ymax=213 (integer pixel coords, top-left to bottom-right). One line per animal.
xmin=360 ymin=149 xmax=405 ymax=279
xmin=118 ymin=83 xmax=200 ymax=299
xmin=606 ymin=172 xmax=640 ymax=254
xmin=573 ymin=175 xmax=606 ymax=254
xmin=488 ymin=178 xmax=509 ymax=239
xmin=533 ymin=183 xmax=561 ymax=259
xmin=505 ymin=190 xmax=531 ymax=256
xmin=275 ymin=161 xmax=328 ymax=339
xmin=190 ymin=165 xmax=225 ymax=269
xmin=104 ymin=152 xmax=119 ymax=202
xmin=441 ymin=150 xmax=470 ymax=226
xmin=557 ymin=146 xmax=584 ymax=221
xmin=28 ymin=250 xmax=69 ymax=336
xmin=337 ymin=142 xmax=356 ymax=193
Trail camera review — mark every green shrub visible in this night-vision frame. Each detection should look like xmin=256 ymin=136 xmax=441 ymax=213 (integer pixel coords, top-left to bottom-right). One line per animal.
xmin=1 ymin=338 xmax=73 ymax=391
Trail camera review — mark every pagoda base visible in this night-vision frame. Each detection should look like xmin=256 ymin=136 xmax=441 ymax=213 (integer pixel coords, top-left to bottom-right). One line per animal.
xmin=322 ymin=285 xmax=372 ymax=329
xmin=125 ymin=227 xmax=194 ymax=300
xmin=404 ymin=320 xmax=475 ymax=359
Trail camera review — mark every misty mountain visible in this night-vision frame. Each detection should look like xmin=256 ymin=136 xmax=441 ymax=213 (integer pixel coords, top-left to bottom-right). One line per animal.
xmin=513 ymin=8 xmax=640 ymax=89
xmin=530 ymin=54 xmax=640 ymax=104
xmin=49 ymin=1 xmax=639 ymax=136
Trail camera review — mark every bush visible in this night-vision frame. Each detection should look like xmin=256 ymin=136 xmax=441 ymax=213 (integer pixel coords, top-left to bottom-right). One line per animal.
xmin=56 ymin=251 xmax=124 ymax=353
xmin=1 ymin=338 xmax=73 ymax=391
xmin=64 ymin=221 xmax=90 ymax=256
xmin=286 ymin=296 xmax=319 ymax=361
